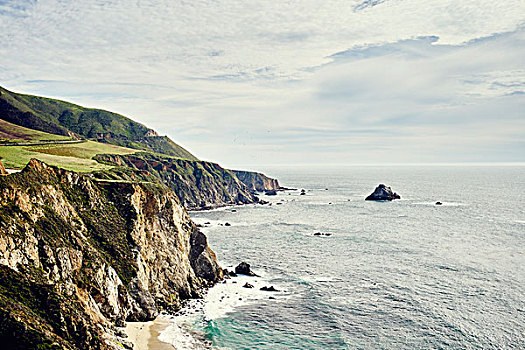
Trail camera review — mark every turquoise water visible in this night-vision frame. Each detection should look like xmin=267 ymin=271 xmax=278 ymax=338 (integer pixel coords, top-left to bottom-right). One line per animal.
xmin=185 ymin=166 xmax=524 ymax=349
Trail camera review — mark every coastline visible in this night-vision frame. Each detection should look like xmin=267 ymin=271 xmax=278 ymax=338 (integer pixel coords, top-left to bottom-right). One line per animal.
xmin=125 ymin=317 xmax=175 ymax=350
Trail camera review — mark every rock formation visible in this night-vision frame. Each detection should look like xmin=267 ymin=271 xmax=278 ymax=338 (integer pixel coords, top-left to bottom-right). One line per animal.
xmin=365 ymin=184 xmax=401 ymax=201
xmin=260 ymin=286 xmax=279 ymax=292
xmin=232 ymin=170 xmax=281 ymax=192
xmin=93 ymin=153 xmax=257 ymax=210
xmin=235 ymin=262 xmax=257 ymax=276
xmin=0 ymin=159 xmax=222 ymax=349
xmin=0 ymin=159 xmax=7 ymax=175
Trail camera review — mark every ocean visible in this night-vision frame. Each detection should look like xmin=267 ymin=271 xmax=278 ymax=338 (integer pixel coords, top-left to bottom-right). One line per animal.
xmin=160 ymin=166 xmax=524 ymax=349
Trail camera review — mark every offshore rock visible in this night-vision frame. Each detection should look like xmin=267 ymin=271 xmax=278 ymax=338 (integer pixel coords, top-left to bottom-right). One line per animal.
xmin=260 ymin=286 xmax=279 ymax=292
xmin=235 ymin=262 xmax=257 ymax=276
xmin=0 ymin=159 xmax=222 ymax=349
xmin=365 ymin=184 xmax=401 ymax=201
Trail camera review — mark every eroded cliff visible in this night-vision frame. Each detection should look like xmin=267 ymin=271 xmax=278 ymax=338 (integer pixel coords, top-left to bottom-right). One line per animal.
xmin=0 ymin=159 xmax=221 ymax=349
xmin=232 ymin=170 xmax=281 ymax=192
xmin=93 ymin=153 xmax=259 ymax=210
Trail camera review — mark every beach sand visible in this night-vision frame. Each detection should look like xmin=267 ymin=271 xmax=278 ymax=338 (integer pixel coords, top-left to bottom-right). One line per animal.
xmin=125 ymin=317 xmax=175 ymax=350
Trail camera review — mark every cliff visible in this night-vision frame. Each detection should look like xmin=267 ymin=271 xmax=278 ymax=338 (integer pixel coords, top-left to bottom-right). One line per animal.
xmin=93 ymin=153 xmax=259 ymax=210
xmin=233 ymin=170 xmax=281 ymax=192
xmin=0 ymin=159 xmax=222 ymax=349
xmin=0 ymin=160 xmax=7 ymax=175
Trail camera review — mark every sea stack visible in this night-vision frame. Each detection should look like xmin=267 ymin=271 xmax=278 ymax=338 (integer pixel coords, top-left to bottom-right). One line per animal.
xmin=365 ymin=184 xmax=401 ymax=201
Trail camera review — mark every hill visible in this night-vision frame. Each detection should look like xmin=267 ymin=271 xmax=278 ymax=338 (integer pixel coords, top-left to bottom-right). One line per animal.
xmin=0 ymin=87 xmax=282 ymax=208
xmin=0 ymin=119 xmax=137 ymax=172
xmin=0 ymin=86 xmax=197 ymax=160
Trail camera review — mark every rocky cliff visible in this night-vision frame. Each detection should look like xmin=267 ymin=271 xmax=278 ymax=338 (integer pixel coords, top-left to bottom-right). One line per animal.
xmin=0 ymin=159 xmax=222 ymax=349
xmin=0 ymin=160 xmax=7 ymax=175
xmin=93 ymin=153 xmax=259 ymax=210
xmin=232 ymin=170 xmax=281 ymax=192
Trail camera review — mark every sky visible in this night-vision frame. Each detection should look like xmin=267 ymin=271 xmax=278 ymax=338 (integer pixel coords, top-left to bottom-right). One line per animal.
xmin=1 ymin=0 xmax=524 ymax=168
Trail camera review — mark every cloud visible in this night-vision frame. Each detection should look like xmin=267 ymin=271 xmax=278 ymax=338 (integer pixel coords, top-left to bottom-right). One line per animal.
xmin=0 ymin=0 xmax=524 ymax=166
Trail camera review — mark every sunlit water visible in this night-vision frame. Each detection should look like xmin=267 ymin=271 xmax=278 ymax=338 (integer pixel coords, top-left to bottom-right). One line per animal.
xmin=162 ymin=166 xmax=525 ymax=349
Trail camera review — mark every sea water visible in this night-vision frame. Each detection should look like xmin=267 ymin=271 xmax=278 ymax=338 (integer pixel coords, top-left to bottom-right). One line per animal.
xmin=162 ymin=166 xmax=524 ymax=349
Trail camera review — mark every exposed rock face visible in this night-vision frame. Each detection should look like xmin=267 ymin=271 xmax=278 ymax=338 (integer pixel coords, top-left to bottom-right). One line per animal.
xmin=0 ymin=159 xmax=7 ymax=175
xmin=94 ymin=153 xmax=258 ymax=210
xmin=260 ymin=286 xmax=279 ymax=292
xmin=233 ymin=170 xmax=281 ymax=192
xmin=365 ymin=184 xmax=401 ymax=201
xmin=0 ymin=159 xmax=222 ymax=349
xmin=235 ymin=262 xmax=257 ymax=276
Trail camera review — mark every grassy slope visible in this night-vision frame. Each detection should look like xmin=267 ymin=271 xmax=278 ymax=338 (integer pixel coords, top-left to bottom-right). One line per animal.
xmin=0 ymin=119 xmax=137 ymax=171
xmin=0 ymin=141 xmax=137 ymax=172
xmin=0 ymin=86 xmax=198 ymax=160
xmin=0 ymin=119 xmax=71 ymax=142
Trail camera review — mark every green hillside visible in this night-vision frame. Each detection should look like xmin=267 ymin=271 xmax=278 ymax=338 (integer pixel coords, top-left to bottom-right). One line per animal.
xmin=0 ymin=86 xmax=197 ymax=160
xmin=0 ymin=119 xmax=137 ymax=172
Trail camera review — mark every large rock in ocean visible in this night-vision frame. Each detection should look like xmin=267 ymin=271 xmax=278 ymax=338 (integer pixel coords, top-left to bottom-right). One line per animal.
xmin=235 ymin=262 xmax=258 ymax=276
xmin=365 ymin=184 xmax=401 ymax=201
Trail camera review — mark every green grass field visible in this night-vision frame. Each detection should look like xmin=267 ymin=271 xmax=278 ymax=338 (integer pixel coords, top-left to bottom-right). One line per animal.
xmin=0 ymin=118 xmax=138 ymax=172
xmin=0 ymin=140 xmax=137 ymax=172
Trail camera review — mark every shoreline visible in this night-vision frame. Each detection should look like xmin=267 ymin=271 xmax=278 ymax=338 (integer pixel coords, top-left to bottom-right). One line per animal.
xmin=125 ymin=317 xmax=175 ymax=350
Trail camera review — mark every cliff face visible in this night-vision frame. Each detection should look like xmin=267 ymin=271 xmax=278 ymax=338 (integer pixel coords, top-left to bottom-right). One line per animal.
xmin=233 ymin=170 xmax=281 ymax=192
xmin=94 ymin=153 xmax=258 ymax=210
xmin=0 ymin=159 xmax=221 ymax=349
xmin=0 ymin=160 xmax=7 ymax=175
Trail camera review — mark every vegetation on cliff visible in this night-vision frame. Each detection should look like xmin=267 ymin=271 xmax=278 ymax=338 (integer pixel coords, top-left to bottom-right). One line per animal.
xmin=0 ymin=159 xmax=222 ymax=349
xmin=0 ymin=87 xmax=285 ymax=349
xmin=93 ymin=152 xmax=258 ymax=209
xmin=233 ymin=170 xmax=282 ymax=192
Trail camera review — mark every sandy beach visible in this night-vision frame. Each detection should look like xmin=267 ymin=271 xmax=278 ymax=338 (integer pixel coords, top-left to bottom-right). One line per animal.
xmin=125 ymin=317 xmax=175 ymax=350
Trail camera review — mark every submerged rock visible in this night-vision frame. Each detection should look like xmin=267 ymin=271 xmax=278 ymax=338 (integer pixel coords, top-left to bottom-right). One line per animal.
xmin=314 ymin=232 xmax=332 ymax=236
xmin=235 ymin=262 xmax=258 ymax=276
xmin=365 ymin=184 xmax=401 ymax=201
xmin=265 ymin=190 xmax=277 ymax=196
xmin=260 ymin=286 xmax=279 ymax=292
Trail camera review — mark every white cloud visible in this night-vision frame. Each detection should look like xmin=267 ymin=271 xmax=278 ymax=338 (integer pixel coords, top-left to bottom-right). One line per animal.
xmin=0 ymin=0 xmax=524 ymax=166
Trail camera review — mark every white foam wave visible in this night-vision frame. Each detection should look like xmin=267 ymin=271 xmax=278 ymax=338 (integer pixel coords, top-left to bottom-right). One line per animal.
xmin=157 ymin=271 xmax=283 ymax=349
xmin=158 ymin=315 xmax=209 ymax=350
xmin=204 ymin=275 xmax=278 ymax=320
